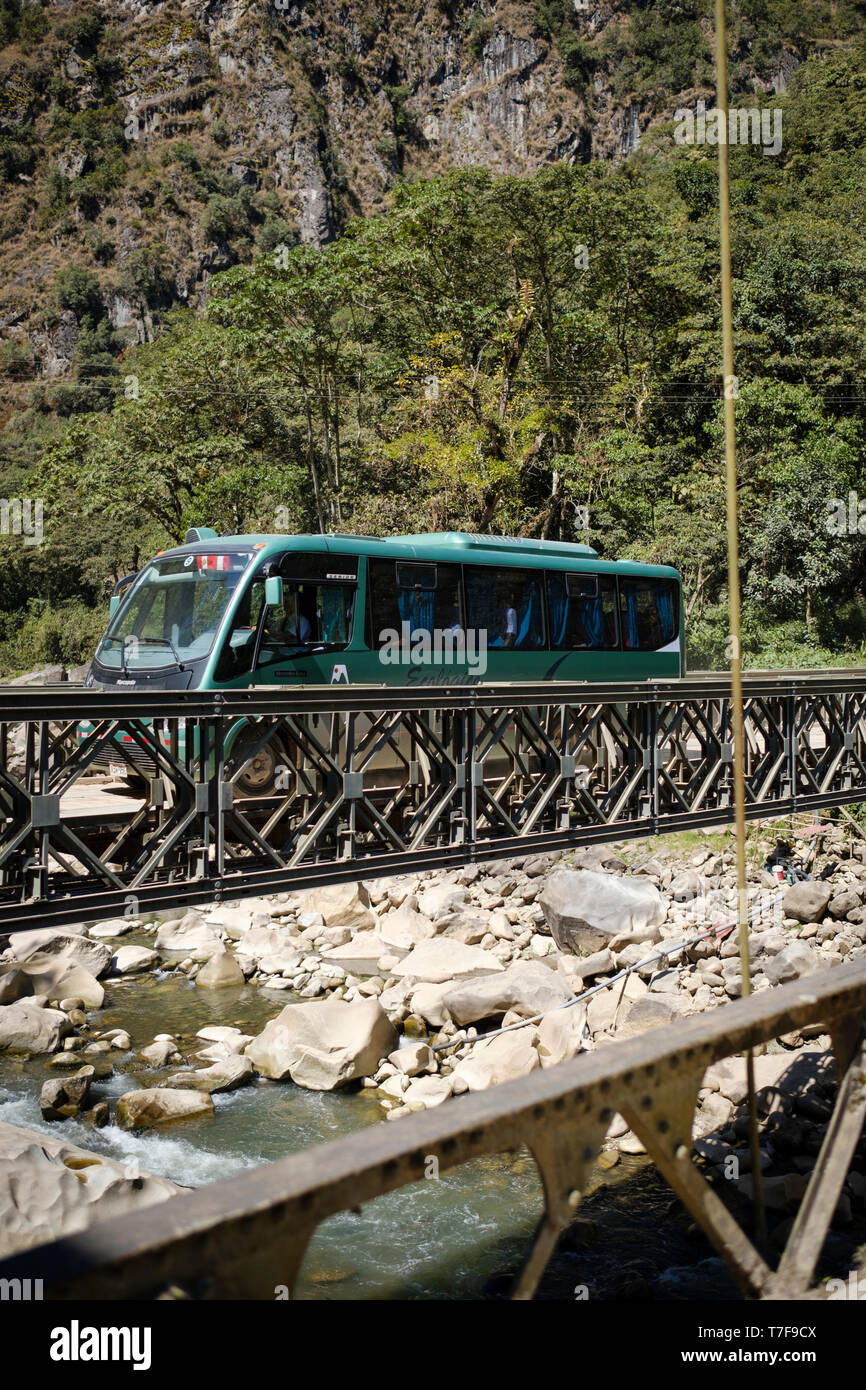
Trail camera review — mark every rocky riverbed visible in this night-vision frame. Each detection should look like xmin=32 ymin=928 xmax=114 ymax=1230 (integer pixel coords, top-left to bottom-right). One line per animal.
xmin=2 ymin=818 xmax=866 ymax=1288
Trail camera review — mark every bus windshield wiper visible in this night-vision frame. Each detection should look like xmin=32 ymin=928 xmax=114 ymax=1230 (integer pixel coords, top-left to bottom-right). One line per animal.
xmin=101 ymin=634 xmax=131 ymax=677
xmin=134 ymin=636 xmax=185 ymax=668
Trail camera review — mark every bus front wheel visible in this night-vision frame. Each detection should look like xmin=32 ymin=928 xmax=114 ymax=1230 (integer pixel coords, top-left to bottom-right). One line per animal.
xmin=229 ymin=736 xmax=286 ymax=797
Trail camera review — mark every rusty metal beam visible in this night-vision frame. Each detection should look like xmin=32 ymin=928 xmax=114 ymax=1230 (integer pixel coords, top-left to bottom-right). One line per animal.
xmin=1 ymin=961 xmax=864 ymax=1300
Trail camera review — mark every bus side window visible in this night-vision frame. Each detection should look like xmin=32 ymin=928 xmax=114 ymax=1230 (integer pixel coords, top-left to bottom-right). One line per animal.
xmin=464 ymin=566 xmax=545 ymax=650
xmin=620 ymin=579 xmax=679 ymax=650
xmin=214 ymin=579 xmax=264 ymax=680
xmin=547 ymin=573 xmax=617 ymax=650
xmin=368 ymin=560 xmax=462 ymax=650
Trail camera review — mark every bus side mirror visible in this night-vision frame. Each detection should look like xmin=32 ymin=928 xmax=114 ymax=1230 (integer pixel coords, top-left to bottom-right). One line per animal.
xmin=109 ymin=595 xmax=120 ymax=618
xmin=265 ymin=575 xmax=283 ymax=608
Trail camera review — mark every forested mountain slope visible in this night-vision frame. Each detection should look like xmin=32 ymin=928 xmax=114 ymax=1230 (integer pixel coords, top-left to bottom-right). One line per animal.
xmin=1 ymin=0 xmax=865 ymax=671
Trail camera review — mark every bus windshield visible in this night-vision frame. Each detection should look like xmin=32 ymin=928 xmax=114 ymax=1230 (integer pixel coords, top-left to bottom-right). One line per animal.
xmin=95 ymin=552 xmax=253 ymax=672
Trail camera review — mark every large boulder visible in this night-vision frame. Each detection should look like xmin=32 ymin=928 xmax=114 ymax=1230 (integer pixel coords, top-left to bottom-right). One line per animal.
xmin=415 ymin=882 xmax=468 ymax=920
xmin=87 ymin=918 xmax=135 ymax=940
xmin=232 ymin=925 xmax=287 ymax=964
xmin=539 ymin=869 xmax=666 ymax=953
xmin=115 ymin=1087 xmax=214 ymax=1130
xmin=166 ymin=1054 xmax=253 ymax=1093
xmin=245 ymin=997 xmax=396 ymax=1090
xmin=535 ymin=1007 xmax=586 ymax=1068
xmin=7 ymin=928 xmax=111 ymax=978
xmin=0 ymin=966 xmax=30 ymax=1005
xmin=451 ymin=1028 xmax=540 ymax=1092
xmin=439 ymin=960 xmax=573 ymax=1026
xmin=297 ymin=882 xmax=375 ymax=930
xmin=111 ymin=945 xmax=159 ymax=975
xmin=196 ymin=1025 xmax=253 ymax=1054
xmin=40 ymin=1066 xmax=95 ymax=1121
xmin=390 ymin=939 xmax=504 ymax=985
xmin=0 ymin=1120 xmax=179 ymax=1259
xmin=0 ymin=999 xmax=71 ymax=1053
xmin=616 ymin=993 xmax=692 ymax=1038
xmin=402 ymin=1075 xmax=452 ymax=1110
xmin=321 ymin=932 xmax=402 ymax=976
xmin=17 ymin=953 xmax=104 ymax=1008
xmin=155 ymin=913 xmax=223 ymax=956
xmin=206 ymin=900 xmax=273 ymax=939
xmin=195 ymin=947 xmax=245 ymax=989
xmin=782 ymin=881 xmax=833 ymax=924
xmin=377 ymin=903 xmax=438 ymax=951
xmin=763 ymin=941 xmax=820 ymax=984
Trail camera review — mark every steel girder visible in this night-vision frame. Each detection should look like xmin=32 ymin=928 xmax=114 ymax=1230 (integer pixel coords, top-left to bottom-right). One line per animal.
xmin=0 ymin=675 xmax=865 ymax=931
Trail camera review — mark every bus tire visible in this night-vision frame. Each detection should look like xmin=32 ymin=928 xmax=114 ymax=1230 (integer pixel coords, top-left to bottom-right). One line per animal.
xmin=229 ymin=734 xmax=286 ymax=797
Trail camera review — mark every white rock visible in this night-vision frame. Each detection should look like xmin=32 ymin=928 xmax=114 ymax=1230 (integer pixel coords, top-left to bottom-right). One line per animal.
xmin=0 ymin=1120 xmax=178 ymax=1260
xmin=167 ymin=1053 xmax=253 ymax=1093
xmin=415 ymin=883 xmax=468 ymax=920
xmin=87 ymin=919 xmax=135 ymax=940
xmin=763 ymin=941 xmax=820 ymax=984
xmin=256 ymin=948 xmax=303 ymax=975
xmin=586 ymin=988 xmax=623 ymax=1035
xmin=377 ymin=903 xmax=438 ymax=951
xmin=0 ymin=999 xmax=71 ymax=1053
xmin=438 ymin=960 xmax=572 ymax=1025
xmin=321 ymin=931 xmax=403 ymax=975
xmin=450 ymin=1028 xmax=539 ymax=1092
xmin=17 ymin=954 xmax=104 ymax=1008
xmin=403 ymin=1074 xmax=452 ymax=1109
xmin=408 ymin=982 xmax=453 ymax=1027
xmin=297 ymin=882 xmax=375 ymax=930
xmin=8 ymin=929 xmax=112 ymax=978
xmin=155 ymin=914 xmax=223 ymax=957
xmin=195 ymin=947 xmax=245 ymax=989
xmin=535 ymin=1006 xmax=586 ymax=1067
xmin=140 ymin=1039 xmax=180 ymax=1068
xmin=616 ymin=993 xmax=692 ymax=1037
xmin=112 ymin=945 xmax=159 ymax=975
xmin=116 ymin=1088 xmax=214 ymax=1129
xmin=388 ymin=1040 xmax=434 ymax=1076
xmin=539 ymin=869 xmax=666 ymax=953
xmin=232 ymin=926 xmax=286 ymax=963
xmin=245 ymin=997 xmax=397 ymax=1090
xmin=390 ymin=939 xmax=504 ymax=985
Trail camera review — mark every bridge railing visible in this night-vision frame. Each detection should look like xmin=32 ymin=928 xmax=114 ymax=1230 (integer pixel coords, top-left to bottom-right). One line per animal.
xmin=1 ymin=674 xmax=865 ymax=929
xmin=1 ymin=960 xmax=863 ymax=1300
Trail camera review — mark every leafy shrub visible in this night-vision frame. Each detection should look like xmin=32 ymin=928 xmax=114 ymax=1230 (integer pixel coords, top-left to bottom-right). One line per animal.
xmin=54 ymin=266 xmax=104 ymax=327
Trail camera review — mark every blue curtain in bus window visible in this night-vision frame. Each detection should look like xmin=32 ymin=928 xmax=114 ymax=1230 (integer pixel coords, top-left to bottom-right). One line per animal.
xmin=549 ymin=584 xmax=568 ymax=646
xmin=623 ymin=585 xmax=640 ymax=649
xmin=397 ymin=588 xmax=434 ymax=634
xmin=656 ymin=585 xmax=674 ymax=643
xmin=582 ymin=595 xmax=605 ymax=648
xmin=320 ymin=588 xmax=345 ymax=643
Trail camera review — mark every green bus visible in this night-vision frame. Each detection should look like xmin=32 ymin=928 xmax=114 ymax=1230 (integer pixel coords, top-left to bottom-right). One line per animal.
xmin=81 ymin=528 xmax=684 ymax=791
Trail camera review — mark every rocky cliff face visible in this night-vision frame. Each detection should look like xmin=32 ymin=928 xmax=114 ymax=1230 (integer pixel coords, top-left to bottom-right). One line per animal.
xmin=0 ymin=0 xmax=805 ymax=385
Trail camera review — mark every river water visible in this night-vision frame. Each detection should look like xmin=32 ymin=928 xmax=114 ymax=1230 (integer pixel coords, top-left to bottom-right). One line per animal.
xmin=0 ymin=960 xmax=734 ymax=1300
